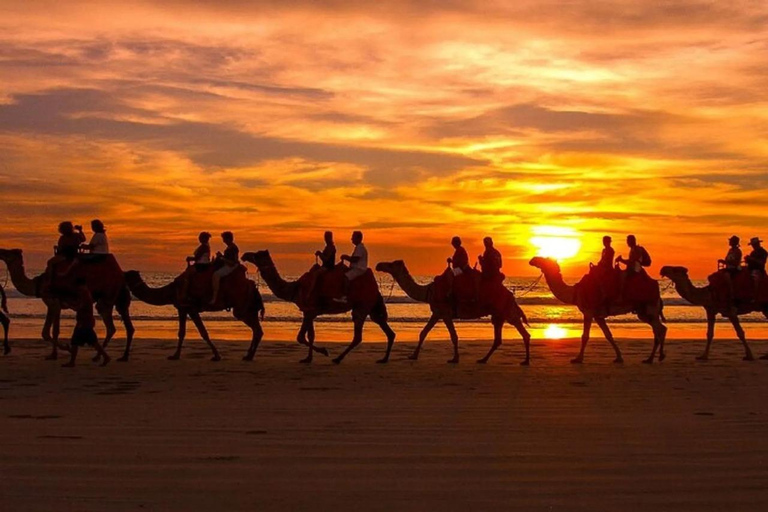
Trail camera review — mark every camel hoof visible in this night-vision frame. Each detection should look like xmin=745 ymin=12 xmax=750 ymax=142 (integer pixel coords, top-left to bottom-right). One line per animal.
xmin=642 ymin=358 xmax=654 ymax=364
xmin=61 ymin=362 xmax=75 ymax=368
xmin=168 ymin=354 xmax=180 ymax=361
xmin=318 ymin=347 xmax=329 ymax=357
xmin=408 ymin=353 xmax=419 ymax=361
xmin=659 ymin=353 xmax=666 ymax=362
xmin=299 ymin=357 xmax=312 ymax=364
xmin=376 ymin=358 xmax=388 ymax=364
xmin=211 ymin=355 xmax=222 ymax=362
xmin=447 ymin=357 xmax=459 ymax=364
xmin=570 ymin=358 xmax=583 ymax=364
xmin=45 ymin=353 xmax=58 ymax=361
xmin=744 ymin=354 xmax=755 ymax=362
xmin=332 ymin=358 xmax=342 ymax=365
xmin=696 ymin=355 xmax=709 ymax=361
xmin=613 ymin=357 xmax=624 ymax=364
xmin=117 ymin=355 xmax=129 ymax=363
xmin=242 ymin=354 xmax=254 ymax=362
xmin=4 ymin=346 xmax=10 ymax=356
xmin=476 ymin=358 xmax=488 ymax=364
xmin=520 ymin=359 xmax=530 ymax=366
xmin=92 ymin=354 xmax=102 ymax=363
xmin=760 ymin=353 xmax=768 ymax=360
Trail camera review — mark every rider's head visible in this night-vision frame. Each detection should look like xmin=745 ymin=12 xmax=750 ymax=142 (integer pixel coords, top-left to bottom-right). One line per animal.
xmin=351 ymin=231 xmax=363 ymax=245
xmin=729 ymin=235 xmax=740 ymax=247
xmin=221 ymin=231 xmax=234 ymax=244
xmin=750 ymin=237 xmax=762 ymax=249
xmin=324 ymin=231 xmax=333 ymax=244
xmin=91 ymin=219 xmax=105 ymax=233
xmin=626 ymin=235 xmax=637 ymax=248
xmin=603 ymin=235 xmax=612 ymax=247
xmin=199 ymin=231 xmax=212 ymax=244
xmin=483 ymin=237 xmax=493 ymax=249
xmin=58 ymin=221 xmax=74 ymax=235
xmin=451 ymin=236 xmax=462 ymax=248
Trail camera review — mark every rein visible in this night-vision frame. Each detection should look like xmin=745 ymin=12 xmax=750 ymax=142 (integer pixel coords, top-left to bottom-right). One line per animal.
xmin=513 ymin=272 xmax=543 ymax=297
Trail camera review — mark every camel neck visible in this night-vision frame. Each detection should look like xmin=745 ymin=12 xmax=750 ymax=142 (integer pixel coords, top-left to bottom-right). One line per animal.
xmin=257 ymin=260 xmax=298 ymax=303
xmin=127 ymin=275 xmax=176 ymax=306
xmin=389 ymin=266 xmax=430 ymax=303
xmin=672 ymin=275 xmax=710 ymax=306
xmin=542 ymin=269 xmax=576 ymax=305
xmin=3 ymin=256 xmax=38 ymax=297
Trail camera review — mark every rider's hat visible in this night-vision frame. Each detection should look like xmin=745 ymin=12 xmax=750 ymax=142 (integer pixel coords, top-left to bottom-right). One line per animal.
xmin=749 ymin=237 xmax=763 ymax=245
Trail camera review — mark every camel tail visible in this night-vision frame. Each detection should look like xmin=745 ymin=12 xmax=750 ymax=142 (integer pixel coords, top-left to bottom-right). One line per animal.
xmin=660 ymin=299 xmax=667 ymax=323
xmin=252 ymin=283 xmax=266 ymax=321
xmin=0 ymin=286 xmax=7 ymax=314
xmin=371 ymin=293 xmax=389 ymax=322
xmin=116 ymin=285 xmax=131 ymax=313
xmin=511 ymin=298 xmax=529 ymax=326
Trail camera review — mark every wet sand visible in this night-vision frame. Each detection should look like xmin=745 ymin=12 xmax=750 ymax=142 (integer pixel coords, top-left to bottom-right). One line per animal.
xmin=1 ymin=336 xmax=768 ymax=511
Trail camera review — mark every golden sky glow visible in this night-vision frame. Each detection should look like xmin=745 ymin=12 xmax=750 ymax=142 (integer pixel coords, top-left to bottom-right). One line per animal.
xmin=1 ymin=1 xmax=767 ymax=276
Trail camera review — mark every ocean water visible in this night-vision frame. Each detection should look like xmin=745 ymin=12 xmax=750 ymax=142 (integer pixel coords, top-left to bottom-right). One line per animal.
xmin=2 ymin=270 xmax=767 ymax=343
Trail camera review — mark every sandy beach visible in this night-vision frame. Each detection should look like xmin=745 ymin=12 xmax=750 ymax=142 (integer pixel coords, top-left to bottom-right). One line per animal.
xmin=1 ymin=336 xmax=768 ymax=511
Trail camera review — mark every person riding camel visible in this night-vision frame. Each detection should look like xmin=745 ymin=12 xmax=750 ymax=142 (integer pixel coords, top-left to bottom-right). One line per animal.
xmin=209 ymin=231 xmax=239 ymax=305
xmin=596 ymin=236 xmax=615 ymax=271
xmin=338 ymin=231 xmax=368 ymax=301
xmin=315 ymin=231 xmax=337 ymax=270
xmin=179 ymin=231 xmax=212 ymax=305
xmin=592 ymin=235 xmax=616 ymax=307
xmin=717 ymin=235 xmax=742 ymax=310
xmin=615 ymin=235 xmax=651 ymax=299
xmin=447 ymin=236 xmax=470 ymax=276
xmin=744 ymin=237 xmax=767 ymax=301
xmin=47 ymin=221 xmax=86 ymax=281
xmin=62 ymin=220 xmax=110 ymax=276
xmin=478 ymin=237 xmax=503 ymax=281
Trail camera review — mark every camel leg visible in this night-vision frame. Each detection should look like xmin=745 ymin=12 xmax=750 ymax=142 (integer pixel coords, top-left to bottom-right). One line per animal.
xmin=643 ymin=316 xmax=667 ymax=364
xmin=332 ymin=316 xmax=365 ymax=364
xmin=93 ymin=303 xmax=116 ymax=363
xmin=188 ymin=311 xmax=221 ymax=361
xmin=595 ymin=317 xmax=623 ymax=363
xmin=410 ymin=315 xmax=439 ymax=360
xmin=478 ymin=317 xmax=503 ymax=364
xmin=444 ymin=318 xmax=460 ymax=364
xmin=572 ymin=316 xmax=592 ymax=364
xmin=306 ymin=319 xmax=329 ymax=357
xmin=509 ymin=316 xmax=531 ymax=366
xmin=1 ymin=311 xmax=9 ymax=355
xmin=300 ymin=316 xmax=314 ymax=364
xmin=697 ymin=309 xmax=716 ymax=361
xmin=728 ymin=316 xmax=754 ymax=361
xmin=116 ymin=304 xmax=135 ymax=362
xmin=242 ymin=314 xmax=264 ymax=361
xmin=372 ymin=315 xmax=396 ymax=364
xmin=169 ymin=311 xmax=187 ymax=360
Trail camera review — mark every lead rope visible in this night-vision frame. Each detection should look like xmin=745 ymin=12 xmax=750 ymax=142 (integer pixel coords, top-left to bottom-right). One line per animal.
xmin=513 ymin=272 xmax=543 ymax=297
xmin=385 ymin=277 xmax=396 ymax=303
xmin=660 ymin=278 xmax=675 ymax=294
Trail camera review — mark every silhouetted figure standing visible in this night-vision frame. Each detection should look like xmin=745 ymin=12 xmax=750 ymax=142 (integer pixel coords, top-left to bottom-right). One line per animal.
xmin=478 ymin=237 xmax=502 ymax=280
xmin=447 ymin=236 xmax=470 ymax=275
xmin=315 ymin=231 xmax=337 ymax=270
xmin=210 ymin=231 xmax=239 ymax=305
xmin=62 ymin=278 xmax=110 ymax=367
xmin=745 ymin=237 xmax=767 ymax=300
xmin=0 ymin=285 xmax=9 ymax=355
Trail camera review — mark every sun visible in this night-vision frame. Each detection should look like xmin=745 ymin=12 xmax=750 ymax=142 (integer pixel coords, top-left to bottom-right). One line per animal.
xmin=530 ymin=226 xmax=582 ymax=261
xmin=543 ymin=324 xmax=568 ymax=339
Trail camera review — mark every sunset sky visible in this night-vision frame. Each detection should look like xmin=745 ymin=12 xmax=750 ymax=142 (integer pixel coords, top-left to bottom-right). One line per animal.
xmin=1 ymin=1 xmax=767 ymax=277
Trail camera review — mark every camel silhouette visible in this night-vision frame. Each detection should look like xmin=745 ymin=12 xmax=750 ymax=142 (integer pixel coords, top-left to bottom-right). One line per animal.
xmin=376 ymin=260 xmax=531 ymax=364
xmin=660 ymin=266 xmax=762 ymax=361
xmin=241 ymin=250 xmax=395 ymax=364
xmin=0 ymin=248 xmax=134 ymax=361
xmin=529 ymin=257 xmax=667 ymax=364
xmin=124 ymin=267 xmax=264 ymax=361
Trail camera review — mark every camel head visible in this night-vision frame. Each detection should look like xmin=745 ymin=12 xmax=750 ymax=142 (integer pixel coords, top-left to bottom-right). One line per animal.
xmin=0 ymin=248 xmax=23 ymax=265
xmin=375 ymin=260 xmax=406 ymax=275
xmin=660 ymin=265 xmax=689 ymax=281
xmin=241 ymin=250 xmax=272 ymax=268
xmin=123 ymin=270 xmax=143 ymax=288
xmin=529 ymin=256 xmax=561 ymax=275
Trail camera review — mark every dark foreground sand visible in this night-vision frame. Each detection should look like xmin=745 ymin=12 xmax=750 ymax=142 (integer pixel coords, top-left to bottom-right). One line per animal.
xmin=1 ymin=336 xmax=768 ymax=511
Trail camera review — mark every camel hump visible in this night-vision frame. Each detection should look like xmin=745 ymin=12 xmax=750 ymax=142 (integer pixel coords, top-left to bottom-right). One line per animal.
xmin=709 ymin=268 xmax=768 ymax=305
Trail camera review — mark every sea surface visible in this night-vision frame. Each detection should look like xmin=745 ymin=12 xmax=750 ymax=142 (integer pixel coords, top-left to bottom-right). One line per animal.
xmin=3 ymin=270 xmax=767 ymax=343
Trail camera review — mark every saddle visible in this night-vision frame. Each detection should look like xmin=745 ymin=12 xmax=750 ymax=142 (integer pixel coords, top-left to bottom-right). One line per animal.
xmin=708 ymin=268 xmax=768 ymax=307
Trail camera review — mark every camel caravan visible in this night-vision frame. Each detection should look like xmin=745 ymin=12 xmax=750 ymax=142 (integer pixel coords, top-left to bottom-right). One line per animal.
xmin=1 ymin=220 xmax=767 ymax=367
